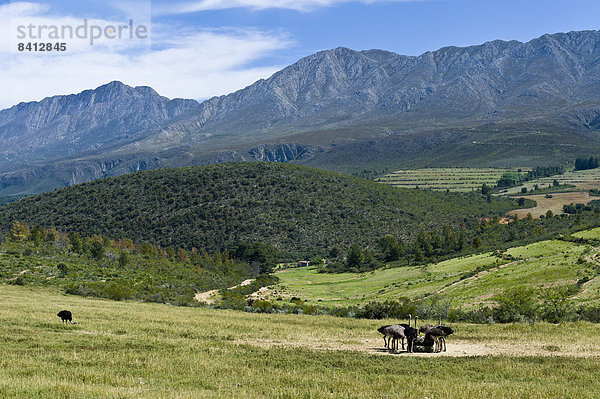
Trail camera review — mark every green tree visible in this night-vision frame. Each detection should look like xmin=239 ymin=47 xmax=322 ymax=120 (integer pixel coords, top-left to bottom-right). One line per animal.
xmin=57 ymin=262 xmax=68 ymax=276
xmin=10 ymin=221 xmax=29 ymax=241
xmin=69 ymin=232 xmax=83 ymax=254
xmin=493 ymin=286 xmax=537 ymax=322
xmin=90 ymin=240 xmax=105 ymax=261
xmin=481 ymin=183 xmax=490 ymax=196
xmin=329 ymin=246 xmax=341 ymax=259
xmin=347 ymin=244 xmax=365 ymax=268
xmin=234 ymin=242 xmax=278 ymax=274
xmin=379 ymin=234 xmax=404 ymax=261
xmin=118 ymin=252 xmax=130 ymax=268
xmin=540 ymin=286 xmax=575 ymax=323
xmin=29 ymin=227 xmax=44 ymax=246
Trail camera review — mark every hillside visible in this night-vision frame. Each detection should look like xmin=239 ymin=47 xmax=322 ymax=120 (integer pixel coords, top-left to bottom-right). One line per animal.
xmin=0 ymin=228 xmax=256 ymax=306
xmin=253 ymin=232 xmax=600 ymax=319
xmin=0 ymin=163 xmax=520 ymax=259
xmin=2 ymin=31 xmax=600 ymax=195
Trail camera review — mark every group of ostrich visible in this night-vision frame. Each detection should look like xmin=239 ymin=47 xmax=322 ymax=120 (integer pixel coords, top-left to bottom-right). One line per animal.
xmin=378 ymin=315 xmax=453 ymax=353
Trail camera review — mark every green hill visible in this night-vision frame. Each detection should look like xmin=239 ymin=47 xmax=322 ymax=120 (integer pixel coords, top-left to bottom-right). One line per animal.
xmin=254 ymin=233 xmax=600 ymax=320
xmin=0 ymin=162 xmax=520 ymax=259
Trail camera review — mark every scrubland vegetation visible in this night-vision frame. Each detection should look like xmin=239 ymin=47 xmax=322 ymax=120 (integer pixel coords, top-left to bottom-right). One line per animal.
xmin=0 ymin=163 xmax=523 ymax=259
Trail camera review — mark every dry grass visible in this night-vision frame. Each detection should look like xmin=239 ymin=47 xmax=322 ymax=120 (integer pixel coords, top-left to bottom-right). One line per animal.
xmin=508 ymin=191 xmax=595 ymax=218
xmin=2 ymin=285 xmax=600 ymax=398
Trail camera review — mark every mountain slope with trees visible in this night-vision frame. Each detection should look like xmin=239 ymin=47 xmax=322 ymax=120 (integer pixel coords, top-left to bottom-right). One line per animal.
xmin=0 ymin=163 xmax=521 ymax=259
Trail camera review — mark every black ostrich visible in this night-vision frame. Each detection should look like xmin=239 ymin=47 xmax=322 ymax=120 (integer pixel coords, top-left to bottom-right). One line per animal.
xmin=57 ymin=310 xmax=77 ymax=324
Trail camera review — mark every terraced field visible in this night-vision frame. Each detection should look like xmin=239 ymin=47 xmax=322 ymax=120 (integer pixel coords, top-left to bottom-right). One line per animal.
xmin=260 ymin=238 xmax=599 ymax=309
xmin=376 ymin=168 xmax=522 ymax=191
xmin=500 ymin=168 xmax=600 ymax=195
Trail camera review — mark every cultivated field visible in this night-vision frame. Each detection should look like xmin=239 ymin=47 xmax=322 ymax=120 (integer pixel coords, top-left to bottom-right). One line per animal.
xmin=376 ymin=168 xmax=520 ymax=191
xmin=507 ymin=191 xmax=595 ymax=218
xmin=260 ymin=239 xmax=598 ymax=309
xmin=500 ymin=168 xmax=600 ymax=195
xmin=1 ymin=285 xmax=600 ymax=398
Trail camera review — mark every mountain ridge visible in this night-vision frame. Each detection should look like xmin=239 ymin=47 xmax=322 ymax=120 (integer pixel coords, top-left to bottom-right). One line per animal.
xmin=2 ymin=30 xmax=600 ymax=195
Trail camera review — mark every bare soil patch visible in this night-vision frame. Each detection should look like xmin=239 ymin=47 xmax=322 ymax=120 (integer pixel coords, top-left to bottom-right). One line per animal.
xmin=235 ymin=336 xmax=599 ymax=358
xmin=195 ymin=279 xmax=256 ymax=304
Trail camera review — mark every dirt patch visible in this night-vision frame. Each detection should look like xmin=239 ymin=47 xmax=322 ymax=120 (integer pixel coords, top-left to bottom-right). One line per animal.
xmin=508 ymin=191 xmax=594 ymax=218
xmin=195 ymin=279 xmax=256 ymax=304
xmin=248 ymin=286 xmax=270 ymax=299
xmin=195 ymin=289 xmax=219 ymax=305
xmin=235 ymin=337 xmax=599 ymax=358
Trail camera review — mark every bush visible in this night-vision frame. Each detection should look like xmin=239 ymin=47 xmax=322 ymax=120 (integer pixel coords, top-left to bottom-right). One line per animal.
xmin=355 ymin=299 xmax=416 ymax=320
xmin=493 ymin=287 xmax=538 ymax=322
xmin=11 ymin=276 xmax=25 ymax=286
xmin=57 ymin=263 xmax=68 ymax=276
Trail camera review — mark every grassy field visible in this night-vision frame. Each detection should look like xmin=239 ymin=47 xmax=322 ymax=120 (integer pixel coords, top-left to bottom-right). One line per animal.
xmin=260 ymin=239 xmax=598 ymax=309
xmin=376 ymin=168 xmax=521 ymax=191
xmin=573 ymin=227 xmax=600 ymax=240
xmin=1 ymin=285 xmax=600 ymax=398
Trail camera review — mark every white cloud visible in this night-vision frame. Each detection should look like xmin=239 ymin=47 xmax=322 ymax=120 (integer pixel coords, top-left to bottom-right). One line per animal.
xmin=154 ymin=0 xmax=420 ymax=15
xmin=0 ymin=2 xmax=291 ymax=108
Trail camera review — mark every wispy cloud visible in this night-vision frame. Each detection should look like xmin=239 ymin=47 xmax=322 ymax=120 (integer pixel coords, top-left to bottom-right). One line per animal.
xmin=0 ymin=2 xmax=291 ymax=108
xmin=154 ymin=0 xmax=420 ymax=15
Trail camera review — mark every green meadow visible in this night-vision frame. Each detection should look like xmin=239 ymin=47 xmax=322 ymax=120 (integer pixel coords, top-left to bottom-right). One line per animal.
xmin=1 ymin=285 xmax=600 ymax=398
xmin=264 ymin=239 xmax=598 ymax=309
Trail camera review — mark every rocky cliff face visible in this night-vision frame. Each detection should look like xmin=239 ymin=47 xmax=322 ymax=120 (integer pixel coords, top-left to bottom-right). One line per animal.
xmin=2 ymin=30 xmax=600 ymax=195
xmin=156 ymin=30 xmax=600 ymax=137
xmin=0 ymin=81 xmax=198 ymax=165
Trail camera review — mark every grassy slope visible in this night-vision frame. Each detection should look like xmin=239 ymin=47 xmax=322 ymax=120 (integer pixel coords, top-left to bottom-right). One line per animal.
xmin=0 ymin=162 xmax=520 ymax=258
xmin=0 ymin=239 xmax=253 ymax=306
xmin=1 ymin=285 xmax=599 ymax=399
xmin=266 ymin=237 xmax=599 ymax=309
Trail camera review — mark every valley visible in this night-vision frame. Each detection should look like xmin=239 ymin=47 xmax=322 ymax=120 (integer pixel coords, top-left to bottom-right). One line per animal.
xmin=252 ymin=237 xmax=600 ymax=310
xmin=1 ymin=21 xmax=600 ymax=398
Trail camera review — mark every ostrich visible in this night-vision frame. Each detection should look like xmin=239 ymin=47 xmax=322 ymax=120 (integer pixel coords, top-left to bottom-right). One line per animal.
xmin=388 ymin=324 xmax=407 ymax=352
xmin=377 ymin=315 xmax=414 ymax=351
xmin=396 ymin=314 xmax=414 ymax=350
xmin=399 ymin=316 xmax=417 ymax=353
xmin=378 ymin=324 xmax=407 ymax=352
xmin=57 ymin=310 xmax=77 ymax=324
xmin=424 ymin=326 xmax=446 ymax=353
xmin=418 ymin=316 xmax=454 ymax=352
xmin=377 ymin=325 xmax=394 ymax=349
xmin=412 ymin=316 xmax=435 ymax=353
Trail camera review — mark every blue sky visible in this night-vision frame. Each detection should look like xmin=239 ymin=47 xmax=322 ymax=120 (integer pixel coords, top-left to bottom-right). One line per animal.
xmin=0 ymin=0 xmax=599 ymax=107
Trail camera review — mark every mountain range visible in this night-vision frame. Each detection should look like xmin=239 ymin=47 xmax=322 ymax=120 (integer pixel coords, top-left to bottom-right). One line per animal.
xmin=2 ymin=29 xmax=600 ymax=195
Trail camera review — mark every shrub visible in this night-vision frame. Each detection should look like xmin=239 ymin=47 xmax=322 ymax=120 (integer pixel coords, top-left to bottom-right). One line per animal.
xmin=493 ymin=287 xmax=538 ymax=322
